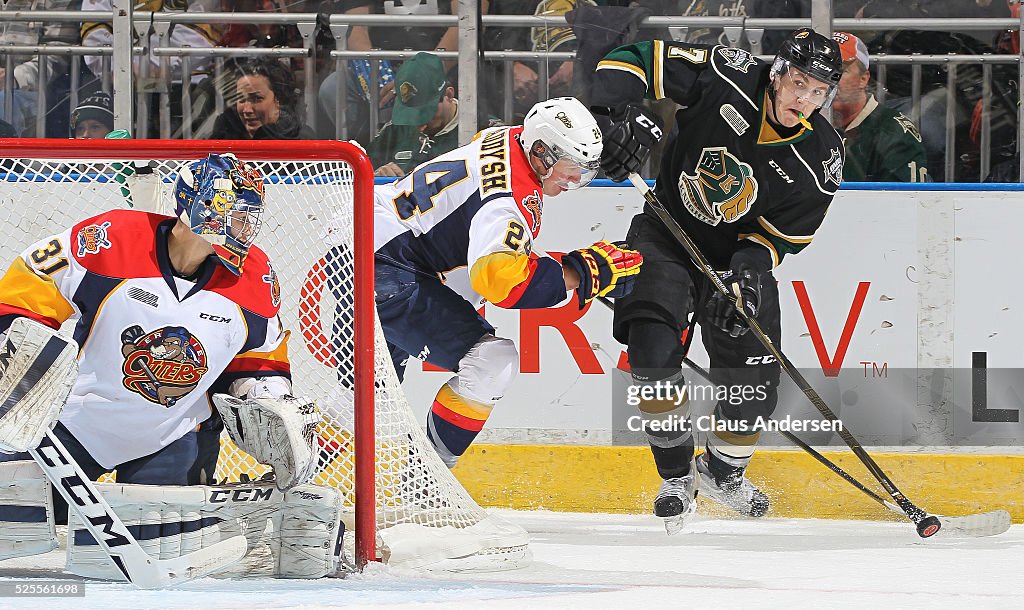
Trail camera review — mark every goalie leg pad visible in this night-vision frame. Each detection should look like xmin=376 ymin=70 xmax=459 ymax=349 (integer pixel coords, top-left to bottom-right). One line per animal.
xmin=66 ymin=481 xmax=342 ymax=580
xmin=0 ymin=460 xmax=57 ymax=561
xmin=212 ymin=394 xmax=320 ymax=491
xmin=0 ymin=317 xmax=78 ymax=454
xmin=271 ymin=484 xmax=344 ymax=579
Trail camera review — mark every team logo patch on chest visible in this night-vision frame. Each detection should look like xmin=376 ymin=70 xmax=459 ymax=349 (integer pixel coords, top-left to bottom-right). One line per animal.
xmin=120 ymin=324 xmax=209 ymax=407
xmin=679 ymin=147 xmax=759 ymax=226
xmin=76 ymin=221 xmax=112 ymax=256
xmin=718 ymin=47 xmax=756 ymax=73
xmin=822 ymin=147 xmax=843 ymax=186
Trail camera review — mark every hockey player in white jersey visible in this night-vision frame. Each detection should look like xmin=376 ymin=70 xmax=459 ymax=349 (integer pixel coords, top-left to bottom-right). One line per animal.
xmin=0 ymin=153 xmax=319 ymax=512
xmin=375 ymin=97 xmax=644 ymax=467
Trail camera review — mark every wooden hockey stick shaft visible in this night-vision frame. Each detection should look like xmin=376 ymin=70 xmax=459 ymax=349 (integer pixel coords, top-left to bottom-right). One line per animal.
xmin=621 ymin=174 xmax=939 ymax=534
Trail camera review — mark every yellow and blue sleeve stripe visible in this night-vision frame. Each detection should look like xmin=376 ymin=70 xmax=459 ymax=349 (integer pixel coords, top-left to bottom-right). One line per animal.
xmin=470 ymin=252 xmax=566 ymax=309
xmin=0 ymin=258 xmax=75 ymax=331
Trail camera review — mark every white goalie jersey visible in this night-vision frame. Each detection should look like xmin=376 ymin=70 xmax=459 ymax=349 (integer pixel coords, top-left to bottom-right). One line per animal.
xmin=0 ymin=210 xmax=291 ymax=468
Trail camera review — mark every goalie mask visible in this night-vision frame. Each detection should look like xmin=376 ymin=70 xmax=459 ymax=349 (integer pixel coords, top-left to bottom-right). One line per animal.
xmin=173 ymin=153 xmax=266 ymax=275
xmin=520 ymin=97 xmax=602 ymax=191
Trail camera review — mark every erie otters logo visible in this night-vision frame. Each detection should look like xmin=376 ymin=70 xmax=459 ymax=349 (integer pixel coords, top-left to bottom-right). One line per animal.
xmin=678 ymin=147 xmax=758 ymax=226
xmin=76 ymin=221 xmax=112 ymax=256
xmin=121 ymin=325 xmax=208 ymax=407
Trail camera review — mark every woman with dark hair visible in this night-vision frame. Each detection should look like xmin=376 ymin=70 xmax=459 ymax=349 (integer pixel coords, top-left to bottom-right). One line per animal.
xmin=210 ymin=58 xmax=315 ymax=140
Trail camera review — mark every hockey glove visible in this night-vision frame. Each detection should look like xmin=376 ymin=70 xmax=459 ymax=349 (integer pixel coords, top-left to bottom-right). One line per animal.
xmin=562 ymin=240 xmax=643 ymax=309
xmin=598 ymin=103 xmax=664 ymax=182
xmin=706 ymin=264 xmax=760 ymax=338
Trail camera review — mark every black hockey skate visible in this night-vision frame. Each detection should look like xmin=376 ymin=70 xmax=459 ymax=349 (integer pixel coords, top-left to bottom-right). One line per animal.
xmin=653 ymin=463 xmax=698 ymax=535
xmin=695 ymin=452 xmax=769 ymax=517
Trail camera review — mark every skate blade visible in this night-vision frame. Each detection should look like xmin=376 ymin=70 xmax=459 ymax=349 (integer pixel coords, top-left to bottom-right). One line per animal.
xmin=661 ymin=505 xmax=697 ymax=536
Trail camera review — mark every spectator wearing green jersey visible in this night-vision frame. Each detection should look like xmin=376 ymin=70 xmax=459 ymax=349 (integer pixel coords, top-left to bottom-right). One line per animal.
xmin=368 ymin=53 xmax=460 ymax=178
xmin=830 ymin=32 xmax=929 ymax=182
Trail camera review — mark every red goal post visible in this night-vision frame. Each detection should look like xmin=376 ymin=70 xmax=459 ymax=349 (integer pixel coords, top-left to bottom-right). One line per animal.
xmin=0 ymin=138 xmax=531 ymax=572
xmin=0 ymin=139 xmax=380 ymax=566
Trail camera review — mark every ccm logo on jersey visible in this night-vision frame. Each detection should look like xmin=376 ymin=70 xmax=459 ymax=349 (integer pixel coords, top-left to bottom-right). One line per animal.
xmin=200 ymin=312 xmax=232 ymax=323
xmin=210 ymin=487 xmax=276 ymax=503
xmin=746 ymin=355 xmax=777 ymax=365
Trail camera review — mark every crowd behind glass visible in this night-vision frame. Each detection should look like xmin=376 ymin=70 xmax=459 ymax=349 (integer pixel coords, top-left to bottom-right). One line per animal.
xmin=0 ymin=0 xmax=1020 ymax=182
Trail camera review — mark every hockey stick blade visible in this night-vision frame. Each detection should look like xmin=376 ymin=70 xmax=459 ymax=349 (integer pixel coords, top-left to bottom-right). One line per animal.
xmin=30 ymin=430 xmax=247 ymax=589
xmin=931 ymin=510 xmax=1012 ymax=539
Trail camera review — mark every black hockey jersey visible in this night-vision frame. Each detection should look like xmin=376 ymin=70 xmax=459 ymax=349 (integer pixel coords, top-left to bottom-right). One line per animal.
xmin=592 ymin=41 xmax=845 ymax=270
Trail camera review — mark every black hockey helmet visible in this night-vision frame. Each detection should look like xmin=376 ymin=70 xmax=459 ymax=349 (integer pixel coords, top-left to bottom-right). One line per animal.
xmin=770 ymin=28 xmax=843 ymax=107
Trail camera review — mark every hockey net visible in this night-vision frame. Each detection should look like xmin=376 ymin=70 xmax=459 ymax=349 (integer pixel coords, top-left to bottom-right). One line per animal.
xmin=0 ymin=139 xmax=529 ymax=572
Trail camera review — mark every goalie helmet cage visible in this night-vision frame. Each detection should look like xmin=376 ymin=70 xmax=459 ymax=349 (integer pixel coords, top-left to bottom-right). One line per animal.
xmin=0 ymin=139 xmax=530 ymax=571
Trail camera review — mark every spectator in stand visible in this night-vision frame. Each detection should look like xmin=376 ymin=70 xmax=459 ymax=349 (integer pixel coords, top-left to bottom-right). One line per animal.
xmin=317 ymin=0 xmax=461 ymax=142
xmin=369 ymin=52 xmax=501 ymax=177
xmin=830 ymin=32 xmax=929 ymax=182
xmin=70 ymin=91 xmax=114 ymax=139
xmin=82 ymin=0 xmax=221 ymax=138
xmin=0 ymin=0 xmax=82 ymax=137
xmin=210 ymin=58 xmax=314 ymax=140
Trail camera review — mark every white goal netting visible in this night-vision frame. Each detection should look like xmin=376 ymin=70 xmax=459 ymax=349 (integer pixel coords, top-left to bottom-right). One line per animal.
xmin=0 ymin=141 xmax=528 ymax=571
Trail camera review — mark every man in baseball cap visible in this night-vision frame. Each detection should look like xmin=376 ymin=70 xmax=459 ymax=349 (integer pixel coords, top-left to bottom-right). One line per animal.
xmin=830 ymin=32 xmax=928 ymax=182
xmin=368 ymin=52 xmax=460 ymax=177
xmin=391 ymin=52 xmax=450 ymax=127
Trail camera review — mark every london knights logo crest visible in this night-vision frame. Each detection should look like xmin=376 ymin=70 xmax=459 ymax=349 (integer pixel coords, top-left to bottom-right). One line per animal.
xmin=678 ymin=147 xmax=758 ymax=226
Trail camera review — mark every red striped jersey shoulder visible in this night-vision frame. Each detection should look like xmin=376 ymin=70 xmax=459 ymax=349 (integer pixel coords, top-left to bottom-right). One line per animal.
xmin=206 ymin=244 xmax=281 ymax=319
xmin=70 ymin=210 xmax=166 ymax=278
xmin=506 ymin=125 xmax=545 ymax=238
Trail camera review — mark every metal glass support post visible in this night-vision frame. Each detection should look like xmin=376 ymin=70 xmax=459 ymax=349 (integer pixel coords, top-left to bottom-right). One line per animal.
xmin=112 ymin=0 xmax=134 ymax=132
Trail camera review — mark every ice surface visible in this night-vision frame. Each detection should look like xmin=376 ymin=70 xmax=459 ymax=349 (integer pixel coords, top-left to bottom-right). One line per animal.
xmin=0 ymin=510 xmax=1021 ymax=609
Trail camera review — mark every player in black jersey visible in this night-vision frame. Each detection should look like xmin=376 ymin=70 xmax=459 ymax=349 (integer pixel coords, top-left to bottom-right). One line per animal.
xmin=591 ymin=29 xmax=845 ymax=531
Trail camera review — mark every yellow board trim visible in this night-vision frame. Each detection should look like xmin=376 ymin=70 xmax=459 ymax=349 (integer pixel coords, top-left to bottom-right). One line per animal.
xmin=453 ymin=445 xmax=1024 ymax=523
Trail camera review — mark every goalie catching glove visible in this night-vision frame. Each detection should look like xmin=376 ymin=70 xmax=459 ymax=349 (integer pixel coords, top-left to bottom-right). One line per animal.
xmin=595 ymin=103 xmax=664 ymax=182
xmin=212 ymin=394 xmax=321 ymax=491
xmin=562 ymin=241 xmax=643 ymax=308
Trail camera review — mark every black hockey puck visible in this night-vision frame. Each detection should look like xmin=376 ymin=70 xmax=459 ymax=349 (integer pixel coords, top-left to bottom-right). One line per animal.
xmin=916 ymin=515 xmax=941 ymax=538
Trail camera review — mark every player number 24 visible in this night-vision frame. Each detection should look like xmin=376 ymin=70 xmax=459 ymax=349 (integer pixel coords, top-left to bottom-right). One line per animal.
xmin=392 ymin=160 xmax=470 ymax=221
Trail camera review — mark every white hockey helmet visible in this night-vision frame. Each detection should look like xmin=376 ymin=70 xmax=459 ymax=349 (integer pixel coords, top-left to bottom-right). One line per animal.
xmin=520 ymin=97 xmax=602 ymax=190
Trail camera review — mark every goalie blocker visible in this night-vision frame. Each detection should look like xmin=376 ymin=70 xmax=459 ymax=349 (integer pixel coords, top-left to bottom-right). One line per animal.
xmin=0 ymin=460 xmax=345 ymax=579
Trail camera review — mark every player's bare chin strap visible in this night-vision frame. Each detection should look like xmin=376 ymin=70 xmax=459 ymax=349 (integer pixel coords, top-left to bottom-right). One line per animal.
xmin=426 ymin=335 xmax=518 ymax=468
